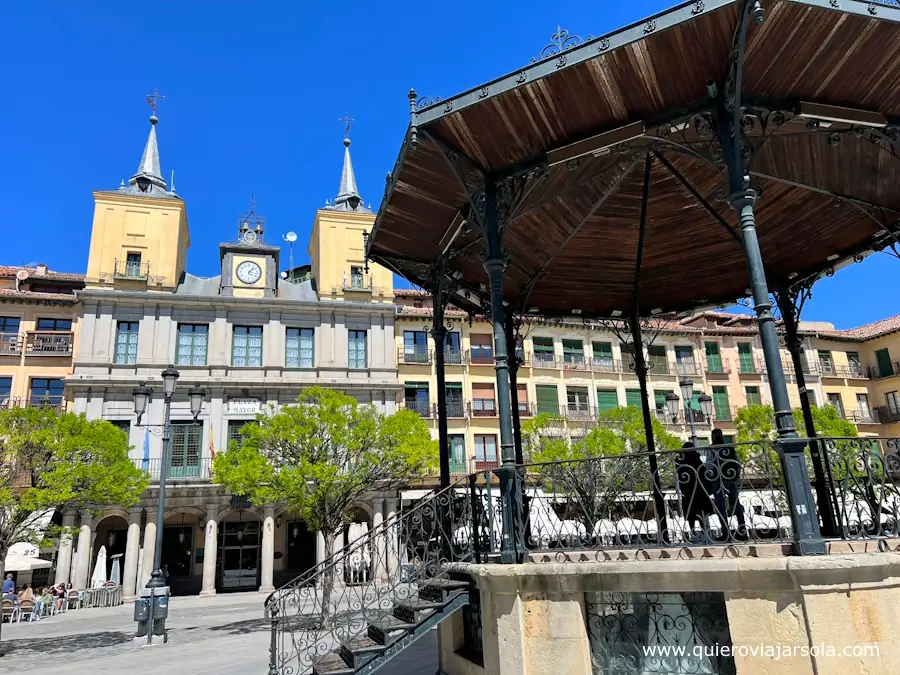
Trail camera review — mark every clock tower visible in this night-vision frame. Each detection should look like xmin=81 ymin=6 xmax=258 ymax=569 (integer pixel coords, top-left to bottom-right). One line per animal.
xmin=220 ymin=202 xmax=280 ymax=298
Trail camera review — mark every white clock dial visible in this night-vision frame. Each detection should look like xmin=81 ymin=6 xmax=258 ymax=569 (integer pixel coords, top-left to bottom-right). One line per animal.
xmin=236 ymin=261 xmax=262 ymax=284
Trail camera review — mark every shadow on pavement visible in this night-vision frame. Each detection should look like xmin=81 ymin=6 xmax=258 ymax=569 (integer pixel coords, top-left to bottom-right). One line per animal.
xmin=207 ymin=617 xmax=271 ymax=635
xmin=0 ymin=630 xmax=132 ymax=656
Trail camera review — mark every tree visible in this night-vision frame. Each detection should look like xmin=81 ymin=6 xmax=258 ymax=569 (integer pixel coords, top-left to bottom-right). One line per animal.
xmin=734 ymin=404 xmax=776 ymax=444
xmin=211 ymin=387 xmax=437 ymax=624
xmin=0 ymin=407 xmax=146 ymax=648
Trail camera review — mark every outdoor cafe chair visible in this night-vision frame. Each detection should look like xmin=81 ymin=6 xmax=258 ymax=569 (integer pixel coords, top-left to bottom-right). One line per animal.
xmin=1 ymin=599 xmax=16 ymax=623
xmin=17 ymin=599 xmax=35 ymax=622
xmin=66 ymin=590 xmax=80 ymax=610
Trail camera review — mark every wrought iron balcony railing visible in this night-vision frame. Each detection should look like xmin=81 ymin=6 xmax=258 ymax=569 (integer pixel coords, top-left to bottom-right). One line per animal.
xmin=563 ymin=404 xmax=596 ymax=421
xmin=443 ymin=348 xmax=465 ymax=365
xmin=646 ymin=361 xmax=676 ymax=377
xmin=438 ymin=400 xmax=467 ymax=419
xmin=867 ymin=362 xmax=900 ymax=380
xmin=530 ymin=351 xmax=556 ymax=368
xmin=134 ymin=456 xmax=214 ymax=481
xmin=590 ymin=356 xmax=622 ymax=374
xmin=844 ymin=408 xmax=879 ymax=424
xmin=25 ymin=331 xmax=73 ymax=356
xmin=0 ymin=397 xmax=22 ymax=410
xmin=467 ymin=349 xmax=494 ymax=366
xmin=674 ymin=360 xmax=701 ymax=377
xmin=26 ymin=397 xmax=66 ymax=410
xmin=0 ymin=333 xmax=21 ymax=356
xmin=470 ymin=399 xmax=497 ymax=418
xmin=402 ymin=399 xmax=432 ymax=418
xmin=560 ymin=354 xmax=588 ymax=371
xmin=704 ymin=358 xmax=731 ymax=375
xmin=113 ymin=259 xmax=150 ymax=280
xmin=737 ymin=358 xmax=765 ymax=375
xmin=342 ymin=273 xmax=373 ymax=292
xmin=517 ymin=401 xmax=534 ymax=417
xmin=820 ymin=363 xmax=868 ymax=379
xmin=398 ymin=346 xmax=431 ymax=364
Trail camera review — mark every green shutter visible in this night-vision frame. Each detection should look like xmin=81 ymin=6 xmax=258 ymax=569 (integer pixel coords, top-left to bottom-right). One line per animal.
xmin=625 ymin=389 xmax=643 ymax=410
xmin=705 ymin=342 xmax=722 ymax=372
xmin=738 ymin=343 xmax=755 ymax=373
xmin=533 ymin=337 xmax=554 ymax=353
xmin=654 ymin=390 xmax=670 ymax=410
xmin=535 ymin=385 xmax=558 ymax=415
xmin=876 ymin=349 xmax=894 ymax=378
xmin=592 ymin=342 xmax=612 ymax=358
xmin=712 ymin=386 xmax=730 ymax=420
xmin=745 ymin=386 xmax=761 ymax=406
xmin=648 ymin=345 xmax=666 ymax=358
xmin=596 ymin=389 xmax=618 ymax=411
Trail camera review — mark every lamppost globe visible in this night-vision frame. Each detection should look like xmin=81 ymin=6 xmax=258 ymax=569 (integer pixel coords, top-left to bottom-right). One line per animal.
xmin=698 ymin=392 xmax=714 ymax=421
xmin=188 ymin=386 xmax=205 ymax=419
xmin=679 ymin=377 xmax=695 ymax=402
xmin=132 ymin=384 xmax=152 ymax=422
xmin=161 ymin=365 xmax=180 ymax=398
xmin=665 ymin=392 xmax=680 ymax=420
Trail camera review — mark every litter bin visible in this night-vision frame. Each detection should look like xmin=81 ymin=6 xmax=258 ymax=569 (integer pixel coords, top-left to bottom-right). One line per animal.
xmin=132 ymin=585 xmax=169 ymax=645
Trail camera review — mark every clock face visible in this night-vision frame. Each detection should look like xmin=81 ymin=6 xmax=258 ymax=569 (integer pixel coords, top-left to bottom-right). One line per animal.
xmin=236 ymin=261 xmax=262 ymax=284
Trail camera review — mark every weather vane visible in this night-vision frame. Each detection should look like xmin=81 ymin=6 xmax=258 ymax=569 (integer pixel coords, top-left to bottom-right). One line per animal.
xmin=146 ymin=88 xmax=165 ymax=115
xmin=339 ymin=113 xmax=355 ymax=138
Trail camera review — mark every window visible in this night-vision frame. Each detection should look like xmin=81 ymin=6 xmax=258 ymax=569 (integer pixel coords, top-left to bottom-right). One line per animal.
xmin=125 ymin=252 xmax=143 ymax=278
xmin=738 ymin=343 xmax=756 ymax=374
xmin=535 ymin=385 xmax=558 ymax=416
xmin=887 ymin=391 xmax=900 ymax=415
xmin=444 ymin=331 xmax=462 ymax=364
xmin=176 ymin=324 xmax=209 ymax=366
xmin=846 ymin=351 xmax=862 ymax=377
xmin=674 ymin=346 xmax=695 ymax=375
xmin=0 ymin=377 xmax=12 ymax=407
xmin=818 ymin=350 xmax=835 ymax=376
xmin=592 ymin=342 xmax=614 ymax=371
xmin=745 ymin=386 xmax=761 ymax=407
xmin=169 ymin=422 xmax=202 ymax=479
xmin=228 ymin=420 xmax=250 ymax=447
xmin=469 ymin=334 xmax=493 ymax=365
xmin=704 ymin=342 xmax=724 ymax=373
xmin=516 ymin=383 xmax=530 ymax=416
xmin=472 ymin=383 xmax=496 ymax=417
xmin=114 ymin=321 xmax=139 ymax=365
xmin=875 ymin=348 xmax=894 ymax=378
xmin=350 ymin=266 xmax=364 ymax=289
xmin=474 ymin=435 xmax=498 ymax=466
xmin=286 ymin=328 xmax=314 ymax=368
xmin=646 ymin=345 xmax=668 ymax=374
xmin=827 ymin=393 xmax=844 ymax=418
xmin=532 ymin=337 xmax=555 ymax=366
xmin=449 ymin=435 xmax=466 ymax=473
xmin=0 ymin=317 xmax=19 ymax=355
xmin=108 ymin=420 xmax=130 ymax=435
xmin=36 ymin=318 xmax=72 ymax=331
xmin=654 ymin=390 xmax=674 ymax=415
xmin=562 ymin=339 xmax=584 ymax=366
xmin=857 ymin=393 xmax=871 ymax=420
xmin=445 ymin=383 xmax=464 ymax=417
xmin=30 ymin=378 xmax=64 ymax=407
xmin=712 ymin=386 xmax=730 ymax=421
xmin=232 ymin=326 xmax=263 ymax=367
xmin=625 ymin=389 xmax=643 ymax=410
xmin=349 ymin=330 xmax=367 ymax=369
xmin=0 ymin=316 xmax=20 ymax=334
xmin=567 ymin=387 xmax=590 ymax=416
xmin=596 ymin=389 xmax=618 ymax=412
xmin=403 ymin=331 xmax=429 ymax=363
xmin=807 ymin=389 xmax=818 ymax=407
xmin=404 ymin=382 xmax=430 ymax=417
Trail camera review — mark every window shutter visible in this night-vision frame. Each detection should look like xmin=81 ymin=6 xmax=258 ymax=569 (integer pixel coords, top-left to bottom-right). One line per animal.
xmin=596 ymin=389 xmax=618 ymax=411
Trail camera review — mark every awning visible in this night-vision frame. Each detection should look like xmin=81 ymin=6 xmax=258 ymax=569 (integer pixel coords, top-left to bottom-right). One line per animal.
xmin=4 ymin=554 xmax=52 ymax=573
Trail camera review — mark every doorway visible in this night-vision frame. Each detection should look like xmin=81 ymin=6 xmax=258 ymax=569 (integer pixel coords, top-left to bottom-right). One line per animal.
xmin=217 ymin=519 xmax=260 ymax=591
xmin=285 ymin=520 xmax=316 ymax=575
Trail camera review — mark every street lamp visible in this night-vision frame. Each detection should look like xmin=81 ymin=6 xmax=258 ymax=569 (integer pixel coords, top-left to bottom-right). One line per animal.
xmin=665 ymin=392 xmax=680 ymax=423
xmin=131 ymin=365 xmax=205 ymax=645
xmin=679 ymin=378 xmax=698 ymax=445
xmin=698 ymin=392 xmax=714 ymax=424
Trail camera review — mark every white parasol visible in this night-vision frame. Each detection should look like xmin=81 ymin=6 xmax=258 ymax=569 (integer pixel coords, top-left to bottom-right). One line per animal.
xmin=110 ymin=554 xmax=122 ymax=586
xmin=90 ymin=545 xmax=108 ymax=588
xmin=4 ymin=554 xmax=52 ymax=573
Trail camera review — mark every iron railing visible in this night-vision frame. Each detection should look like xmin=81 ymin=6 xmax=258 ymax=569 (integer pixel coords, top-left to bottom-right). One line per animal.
xmin=844 ymin=408 xmax=879 ymax=424
xmin=26 ymin=396 xmax=66 ymax=410
xmin=646 ymin=361 xmax=676 ymax=377
xmin=342 ymin=272 xmax=373 ymax=291
xmin=401 ymin=399 xmax=432 ymax=418
xmin=0 ymin=333 xmax=21 ymax=356
xmin=265 ymin=477 xmax=477 ymax=675
xmin=443 ymin=349 xmax=465 ymax=365
xmin=466 ymin=349 xmax=494 ymax=366
xmin=674 ymin=360 xmax=701 ymax=377
xmin=25 ymin=331 xmax=73 ymax=356
xmin=470 ymin=399 xmax=497 ymax=417
xmin=704 ymin=358 xmax=731 ymax=375
xmin=134 ymin=456 xmax=214 ymax=481
xmin=560 ymin=354 xmax=587 ymax=370
xmin=398 ymin=346 xmax=431 ymax=365
xmin=113 ymin=259 xmax=150 ymax=280
xmin=530 ymin=351 xmax=556 ymax=368
xmin=590 ymin=356 xmax=622 ymax=374
xmin=867 ymin=362 xmax=900 ymax=380
xmin=737 ymin=358 xmax=765 ymax=375
xmin=0 ymin=397 xmax=23 ymax=410
xmin=438 ymin=400 xmax=467 ymax=418
xmin=819 ymin=363 xmax=868 ymax=379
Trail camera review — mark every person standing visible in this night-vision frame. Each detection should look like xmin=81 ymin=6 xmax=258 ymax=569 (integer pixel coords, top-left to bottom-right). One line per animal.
xmin=2 ymin=573 xmax=14 ymax=597
xmin=711 ymin=428 xmax=748 ymax=540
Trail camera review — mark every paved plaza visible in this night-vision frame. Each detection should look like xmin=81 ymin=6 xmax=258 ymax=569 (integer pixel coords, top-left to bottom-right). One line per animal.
xmin=0 ymin=592 xmax=438 ymax=674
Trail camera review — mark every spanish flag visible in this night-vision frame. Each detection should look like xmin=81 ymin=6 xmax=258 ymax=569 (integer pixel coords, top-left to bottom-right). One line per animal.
xmin=209 ymin=420 xmax=216 ymax=475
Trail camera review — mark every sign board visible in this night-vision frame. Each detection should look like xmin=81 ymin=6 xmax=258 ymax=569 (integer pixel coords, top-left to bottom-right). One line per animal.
xmin=228 ymin=398 xmax=261 ymax=415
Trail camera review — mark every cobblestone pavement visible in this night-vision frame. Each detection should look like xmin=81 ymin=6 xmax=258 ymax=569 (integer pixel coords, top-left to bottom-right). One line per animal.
xmin=0 ymin=592 xmax=438 ymax=674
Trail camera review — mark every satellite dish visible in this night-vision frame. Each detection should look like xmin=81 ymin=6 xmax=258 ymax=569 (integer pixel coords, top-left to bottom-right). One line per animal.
xmin=15 ymin=270 xmax=29 ymax=281
xmin=280 ymin=271 xmax=288 ymax=280
xmin=284 ymin=231 xmax=298 ymax=243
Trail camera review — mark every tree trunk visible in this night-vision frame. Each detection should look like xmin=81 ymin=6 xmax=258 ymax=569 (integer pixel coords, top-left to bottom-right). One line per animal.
xmin=0 ymin=550 xmax=6 ymax=653
xmin=319 ymin=531 xmax=336 ymax=628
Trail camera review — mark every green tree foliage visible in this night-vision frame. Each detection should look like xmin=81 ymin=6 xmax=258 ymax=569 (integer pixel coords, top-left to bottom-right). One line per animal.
xmin=0 ymin=407 xmax=146 ymax=645
xmin=212 ymin=387 xmax=437 ymax=622
xmin=734 ymin=404 xmax=776 ymax=443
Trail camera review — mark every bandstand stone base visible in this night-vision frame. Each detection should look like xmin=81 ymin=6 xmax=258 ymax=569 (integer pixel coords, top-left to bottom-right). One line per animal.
xmin=439 ymin=548 xmax=900 ymax=675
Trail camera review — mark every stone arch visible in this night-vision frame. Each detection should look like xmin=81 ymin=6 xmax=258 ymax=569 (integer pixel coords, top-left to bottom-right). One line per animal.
xmin=163 ymin=506 xmax=207 ymax=523
xmin=348 ymin=502 xmax=374 ymax=524
xmin=91 ymin=509 xmax=131 ymax=531
xmin=216 ymin=507 xmax=263 ymax=523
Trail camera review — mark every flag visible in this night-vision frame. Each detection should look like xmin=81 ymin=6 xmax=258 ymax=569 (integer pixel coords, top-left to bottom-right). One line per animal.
xmin=142 ymin=429 xmax=150 ymax=471
xmin=209 ymin=420 xmax=216 ymax=476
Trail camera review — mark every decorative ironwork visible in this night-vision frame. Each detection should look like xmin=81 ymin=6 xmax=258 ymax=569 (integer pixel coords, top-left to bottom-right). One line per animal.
xmin=644 ymin=19 xmax=657 ymax=33
xmin=597 ymin=37 xmax=610 ymax=52
xmin=531 ymin=26 xmax=591 ymax=63
xmin=692 ymin=0 xmax=706 ymax=14
xmin=586 ymin=591 xmax=737 ymax=674
xmin=415 ymin=96 xmax=442 ymax=111
xmin=266 ymin=478 xmax=477 ymax=675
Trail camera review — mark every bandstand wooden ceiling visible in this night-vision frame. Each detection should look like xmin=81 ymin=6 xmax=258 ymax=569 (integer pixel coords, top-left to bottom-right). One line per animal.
xmin=368 ymin=0 xmax=900 ymax=317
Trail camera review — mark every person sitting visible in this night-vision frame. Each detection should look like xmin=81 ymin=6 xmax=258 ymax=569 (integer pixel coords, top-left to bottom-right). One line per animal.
xmin=17 ymin=583 xmax=35 ymax=604
xmin=33 ymin=587 xmax=52 ymax=619
xmin=675 ymin=441 xmax=715 ymax=543
xmin=52 ymin=583 xmax=67 ymax=612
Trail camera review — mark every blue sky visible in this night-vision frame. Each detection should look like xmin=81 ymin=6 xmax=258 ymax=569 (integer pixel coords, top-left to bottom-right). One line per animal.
xmin=1 ymin=1 xmax=895 ymax=329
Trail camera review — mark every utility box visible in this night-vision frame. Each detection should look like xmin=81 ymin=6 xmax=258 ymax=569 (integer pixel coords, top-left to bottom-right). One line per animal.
xmin=133 ymin=598 xmax=150 ymax=622
xmin=132 ymin=586 xmax=170 ymax=646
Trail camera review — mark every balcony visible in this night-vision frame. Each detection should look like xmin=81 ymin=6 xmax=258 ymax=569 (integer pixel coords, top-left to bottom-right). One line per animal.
xmin=866 ymin=362 xmax=900 ymax=380
xmin=845 ymin=408 xmax=880 ymax=424
xmin=737 ymin=358 xmax=765 ymax=375
xmin=135 ymin=456 xmax=213 ymax=482
xmin=713 ymin=405 xmax=738 ymax=423
xmin=443 ymin=348 xmax=465 ymax=366
xmin=402 ymin=399 xmax=432 ymax=418
xmin=474 ymin=456 xmax=500 ymax=472
xmin=875 ymin=406 xmax=900 ymax=424
xmin=704 ymin=359 xmax=731 ymax=376
xmin=26 ymin=396 xmax=66 ymax=411
xmin=113 ymin=259 xmax=150 ymax=280
xmin=782 ymin=360 xmax=819 ymax=379
xmin=439 ymin=400 xmax=467 ymax=418
xmin=398 ymin=346 xmax=431 ymax=365
xmin=820 ymin=363 xmax=868 ymax=379
xmin=0 ymin=397 xmax=22 ymax=410
xmin=25 ymin=332 xmax=73 ymax=357
xmin=0 ymin=333 xmax=21 ymax=356
xmin=517 ymin=401 xmax=534 ymax=418
xmin=563 ymin=404 xmax=595 ymax=422
xmin=470 ymin=399 xmax=498 ymax=418
xmin=674 ymin=359 xmax=701 ymax=377
xmin=591 ymin=357 xmax=622 ymax=374
xmin=646 ymin=361 xmax=675 ymax=377
xmin=561 ymin=354 xmax=588 ymax=371
xmin=467 ymin=349 xmax=494 ymax=366
xmin=531 ymin=352 xmax=556 ymax=369
xmin=342 ymin=273 xmax=373 ymax=292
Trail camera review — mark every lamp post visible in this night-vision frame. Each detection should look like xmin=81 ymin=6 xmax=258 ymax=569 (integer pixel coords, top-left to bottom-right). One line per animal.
xmin=676 ymin=378 xmax=702 ymax=445
xmin=131 ymin=366 xmax=205 ymax=644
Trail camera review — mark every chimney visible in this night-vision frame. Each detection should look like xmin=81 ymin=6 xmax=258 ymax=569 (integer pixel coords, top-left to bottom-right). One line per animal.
xmin=36 ymin=264 xmax=47 ymax=276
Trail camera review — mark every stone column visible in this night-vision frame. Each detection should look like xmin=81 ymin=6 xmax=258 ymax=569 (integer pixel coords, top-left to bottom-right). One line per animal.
xmin=316 ymin=531 xmax=326 ymax=565
xmin=54 ymin=512 xmax=77 ymax=585
xmin=122 ymin=507 xmax=143 ymax=600
xmin=385 ymin=498 xmax=399 ymax=577
xmin=260 ymin=505 xmax=276 ymax=593
xmin=139 ymin=510 xmax=157 ymax=591
xmin=200 ymin=504 xmax=218 ymax=597
xmin=71 ymin=512 xmax=93 ymax=590
xmin=371 ymin=499 xmax=387 ymax=582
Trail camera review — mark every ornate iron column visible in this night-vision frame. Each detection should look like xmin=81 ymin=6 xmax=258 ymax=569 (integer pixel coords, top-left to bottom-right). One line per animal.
xmin=718 ymin=0 xmax=824 ymax=554
xmin=430 ymin=257 xmax=452 ymax=489
xmin=483 ymin=177 xmax=522 ymax=563
xmin=774 ymin=282 xmax=838 ymax=537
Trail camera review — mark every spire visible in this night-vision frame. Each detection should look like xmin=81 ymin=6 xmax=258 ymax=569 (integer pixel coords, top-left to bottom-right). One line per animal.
xmin=327 ymin=116 xmax=370 ymax=213
xmin=121 ymin=90 xmax=174 ymax=198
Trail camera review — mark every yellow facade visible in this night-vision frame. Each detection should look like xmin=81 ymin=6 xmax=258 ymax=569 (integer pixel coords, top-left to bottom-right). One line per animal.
xmin=230 ymin=253 xmax=270 ymax=299
xmin=308 ymin=208 xmax=393 ymax=302
xmin=85 ymin=191 xmax=190 ymax=292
